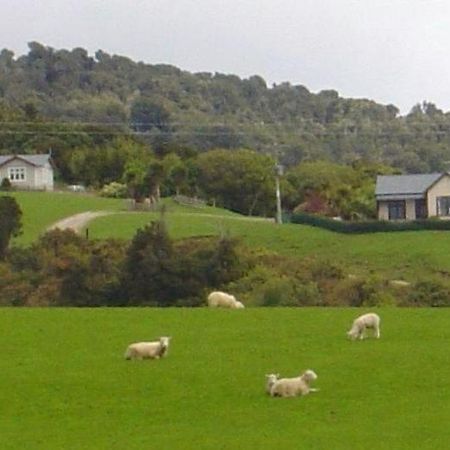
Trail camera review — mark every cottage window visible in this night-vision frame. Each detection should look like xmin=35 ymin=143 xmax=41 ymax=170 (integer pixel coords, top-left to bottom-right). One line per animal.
xmin=388 ymin=200 xmax=405 ymax=220
xmin=437 ymin=196 xmax=450 ymax=216
xmin=8 ymin=167 xmax=26 ymax=181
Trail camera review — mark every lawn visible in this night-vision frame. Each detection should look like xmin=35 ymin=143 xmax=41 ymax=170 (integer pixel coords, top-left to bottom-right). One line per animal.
xmin=1 ymin=308 xmax=450 ymax=450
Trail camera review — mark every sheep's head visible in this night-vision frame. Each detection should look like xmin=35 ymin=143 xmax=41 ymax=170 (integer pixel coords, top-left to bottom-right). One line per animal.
xmin=302 ymin=370 xmax=318 ymax=382
xmin=160 ymin=336 xmax=171 ymax=347
xmin=347 ymin=329 xmax=358 ymax=340
xmin=265 ymin=373 xmax=280 ymax=383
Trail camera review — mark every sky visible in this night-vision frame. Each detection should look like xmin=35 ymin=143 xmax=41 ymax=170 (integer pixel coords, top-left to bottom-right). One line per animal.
xmin=1 ymin=0 xmax=450 ymax=113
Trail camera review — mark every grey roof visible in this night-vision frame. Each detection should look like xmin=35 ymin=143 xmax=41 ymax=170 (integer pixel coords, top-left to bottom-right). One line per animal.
xmin=0 ymin=154 xmax=51 ymax=167
xmin=375 ymin=173 xmax=444 ymax=197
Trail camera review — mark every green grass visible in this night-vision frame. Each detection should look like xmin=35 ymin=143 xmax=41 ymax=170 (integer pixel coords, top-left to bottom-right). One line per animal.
xmin=8 ymin=192 xmax=450 ymax=279
xmin=88 ymin=211 xmax=450 ymax=280
xmin=1 ymin=308 xmax=450 ymax=449
xmin=6 ymin=192 xmax=125 ymax=245
xmin=7 ymin=193 xmax=239 ymax=245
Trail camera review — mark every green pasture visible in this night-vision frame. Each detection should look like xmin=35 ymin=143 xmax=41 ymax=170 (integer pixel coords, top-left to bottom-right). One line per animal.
xmin=7 ymin=192 xmax=124 ymax=244
xmin=8 ymin=191 xmax=450 ymax=279
xmin=87 ymin=210 xmax=450 ymax=280
xmin=1 ymin=308 xmax=450 ymax=449
xmin=7 ymin=192 xmax=238 ymax=245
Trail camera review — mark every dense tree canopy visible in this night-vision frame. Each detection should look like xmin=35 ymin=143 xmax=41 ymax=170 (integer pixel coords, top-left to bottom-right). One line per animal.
xmin=2 ymin=42 xmax=450 ymax=175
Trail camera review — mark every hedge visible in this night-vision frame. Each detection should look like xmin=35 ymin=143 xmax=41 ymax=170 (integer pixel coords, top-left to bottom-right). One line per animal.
xmin=289 ymin=212 xmax=450 ymax=233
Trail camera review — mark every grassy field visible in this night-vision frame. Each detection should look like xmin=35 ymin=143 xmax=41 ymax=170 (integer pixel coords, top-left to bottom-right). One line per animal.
xmin=1 ymin=308 xmax=450 ymax=450
xmin=88 ymin=210 xmax=450 ymax=280
xmin=7 ymin=192 xmax=238 ymax=245
xmin=7 ymin=192 xmax=125 ymax=244
xmin=8 ymin=191 xmax=450 ymax=279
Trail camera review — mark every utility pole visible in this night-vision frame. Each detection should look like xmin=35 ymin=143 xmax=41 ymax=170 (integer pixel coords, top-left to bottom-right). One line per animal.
xmin=275 ymin=164 xmax=283 ymax=224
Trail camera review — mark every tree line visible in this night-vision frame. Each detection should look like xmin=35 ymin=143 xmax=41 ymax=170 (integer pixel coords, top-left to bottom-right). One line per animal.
xmin=1 ymin=42 xmax=450 ymax=175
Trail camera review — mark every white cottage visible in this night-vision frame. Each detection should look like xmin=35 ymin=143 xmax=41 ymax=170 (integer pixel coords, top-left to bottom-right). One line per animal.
xmin=0 ymin=154 xmax=54 ymax=191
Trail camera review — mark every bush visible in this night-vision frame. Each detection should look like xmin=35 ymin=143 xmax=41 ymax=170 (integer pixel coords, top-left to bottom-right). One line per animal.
xmin=100 ymin=182 xmax=128 ymax=198
xmin=290 ymin=212 xmax=450 ymax=233
xmin=0 ymin=178 xmax=12 ymax=191
xmin=406 ymin=279 xmax=450 ymax=307
xmin=254 ymin=277 xmax=296 ymax=306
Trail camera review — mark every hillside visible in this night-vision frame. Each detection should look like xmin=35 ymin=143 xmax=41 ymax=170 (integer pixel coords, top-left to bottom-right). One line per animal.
xmin=8 ymin=191 xmax=450 ymax=283
xmin=2 ymin=43 xmax=450 ymax=172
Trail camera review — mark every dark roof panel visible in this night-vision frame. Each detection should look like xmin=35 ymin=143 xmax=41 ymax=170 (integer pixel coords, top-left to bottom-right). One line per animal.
xmin=375 ymin=173 xmax=443 ymax=196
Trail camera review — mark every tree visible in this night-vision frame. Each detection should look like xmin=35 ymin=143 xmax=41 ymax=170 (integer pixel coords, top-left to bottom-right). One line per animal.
xmin=196 ymin=149 xmax=276 ymax=215
xmin=0 ymin=196 xmax=22 ymax=259
xmin=122 ymin=221 xmax=176 ymax=305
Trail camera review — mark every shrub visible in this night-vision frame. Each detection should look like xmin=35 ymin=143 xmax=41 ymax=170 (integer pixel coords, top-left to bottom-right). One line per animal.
xmin=291 ymin=212 xmax=450 ymax=233
xmin=100 ymin=182 xmax=128 ymax=198
xmin=406 ymin=279 xmax=450 ymax=307
xmin=254 ymin=277 xmax=296 ymax=306
xmin=0 ymin=178 xmax=12 ymax=191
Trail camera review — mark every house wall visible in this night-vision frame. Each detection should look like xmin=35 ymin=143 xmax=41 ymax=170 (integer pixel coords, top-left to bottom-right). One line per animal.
xmin=377 ymin=199 xmax=416 ymax=220
xmin=35 ymin=164 xmax=54 ymax=190
xmin=427 ymin=175 xmax=450 ymax=217
xmin=0 ymin=160 xmax=36 ymax=189
xmin=0 ymin=159 xmax=54 ymax=190
xmin=378 ymin=201 xmax=389 ymax=220
xmin=405 ymin=199 xmax=416 ymax=220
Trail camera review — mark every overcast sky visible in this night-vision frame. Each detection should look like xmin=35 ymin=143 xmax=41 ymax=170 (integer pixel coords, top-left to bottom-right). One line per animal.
xmin=1 ymin=0 xmax=450 ymax=113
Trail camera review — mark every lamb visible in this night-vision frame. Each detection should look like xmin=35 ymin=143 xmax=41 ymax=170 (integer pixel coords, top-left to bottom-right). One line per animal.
xmin=207 ymin=291 xmax=243 ymax=308
xmin=270 ymin=370 xmax=319 ymax=398
xmin=265 ymin=373 xmax=280 ymax=394
xmin=231 ymin=300 xmax=245 ymax=309
xmin=347 ymin=312 xmax=380 ymax=340
xmin=124 ymin=336 xmax=171 ymax=360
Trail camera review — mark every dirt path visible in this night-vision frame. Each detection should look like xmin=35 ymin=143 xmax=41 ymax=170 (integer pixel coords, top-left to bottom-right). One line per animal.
xmin=48 ymin=210 xmax=274 ymax=235
xmin=48 ymin=211 xmax=116 ymax=233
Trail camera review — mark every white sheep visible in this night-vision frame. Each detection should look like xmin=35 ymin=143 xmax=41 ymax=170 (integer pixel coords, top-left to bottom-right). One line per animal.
xmin=124 ymin=336 xmax=171 ymax=360
xmin=207 ymin=291 xmax=242 ymax=308
xmin=265 ymin=373 xmax=280 ymax=394
xmin=231 ymin=300 xmax=245 ymax=309
xmin=270 ymin=370 xmax=319 ymax=398
xmin=347 ymin=312 xmax=380 ymax=340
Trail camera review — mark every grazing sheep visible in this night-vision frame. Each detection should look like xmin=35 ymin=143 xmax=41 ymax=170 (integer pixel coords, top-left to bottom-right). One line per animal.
xmin=265 ymin=373 xmax=280 ymax=394
xmin=347 ymin=312 xmax=380 ymax=340
xmin=124 ymin=336 xmax=171 ymax=360
xmin=207 ymin=291 xmax=242 ymax=308
xmin=231 ymin=300 xmax=245 ymax=309
xmin=270 ymin=370 xmax=319 ymax=398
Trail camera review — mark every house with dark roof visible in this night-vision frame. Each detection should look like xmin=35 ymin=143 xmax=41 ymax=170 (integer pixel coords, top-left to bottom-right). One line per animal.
xmin=375 ymin=173 xmax=450 ymax=220
xmin=0 ymin=154 xmax=54 ymax=191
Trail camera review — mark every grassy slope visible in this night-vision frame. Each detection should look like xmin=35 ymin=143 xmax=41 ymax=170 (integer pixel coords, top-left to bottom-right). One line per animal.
xmin=8 ymin=191 xmax=450 ymax=278
xmin=7 ymin=192 xmax=125 ymax=245
xmin=88 ymin=211 xmax=450 ymax=279
xmin=1 ymin=308 xmax=450 ymax=450
xmin=7 ymin=193 xmax=238 ymax=245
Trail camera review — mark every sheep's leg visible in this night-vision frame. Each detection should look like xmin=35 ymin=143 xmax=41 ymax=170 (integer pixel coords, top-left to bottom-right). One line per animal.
xmin=309 ymin=388 xmax=320 ymax=393
xmin=375 ymin=327 xmax=380 ymax=339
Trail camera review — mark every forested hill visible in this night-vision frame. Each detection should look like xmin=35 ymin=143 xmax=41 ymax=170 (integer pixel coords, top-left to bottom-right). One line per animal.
xmin=1 ymin=42 xmax=450 ymax=172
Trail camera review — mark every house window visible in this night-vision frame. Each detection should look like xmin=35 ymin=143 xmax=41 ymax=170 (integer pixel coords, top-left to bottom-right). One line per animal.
xmin=415 ymin=199 xmax=427 ymax=219
xmin=437 ymin=196 xmax=450 ymax=216
xmin=8 ymin=167 xmax=26 ymax=181
xmin=388 ymin=200 xmax=405 ymax=220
